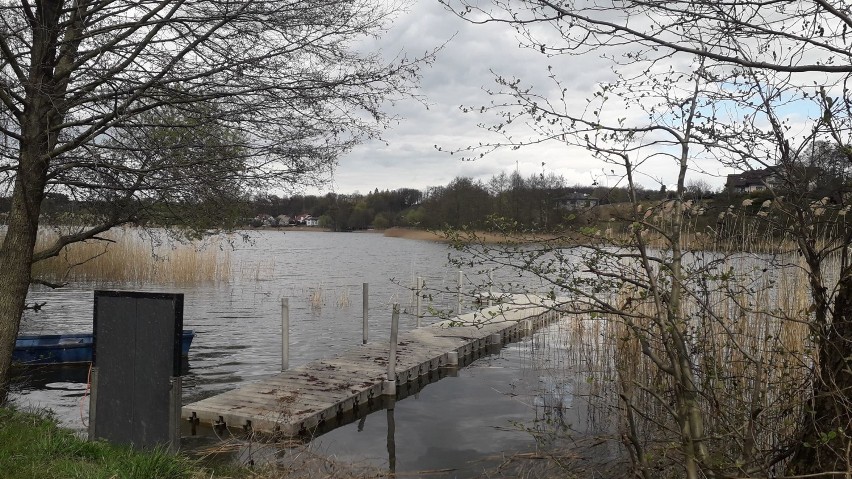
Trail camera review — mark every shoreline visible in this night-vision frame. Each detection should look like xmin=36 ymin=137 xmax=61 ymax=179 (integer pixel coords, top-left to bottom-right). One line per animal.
xmin=247 ymin=226 xmax=579 ymax=245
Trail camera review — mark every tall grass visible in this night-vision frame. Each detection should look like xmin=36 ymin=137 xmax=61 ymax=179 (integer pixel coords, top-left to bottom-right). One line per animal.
xmin=29 ymin=227 xmax=231 ymax=285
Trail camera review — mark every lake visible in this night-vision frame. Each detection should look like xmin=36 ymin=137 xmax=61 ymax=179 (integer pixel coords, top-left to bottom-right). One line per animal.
xmin=11 ymin=230 xmax=615 ymax=475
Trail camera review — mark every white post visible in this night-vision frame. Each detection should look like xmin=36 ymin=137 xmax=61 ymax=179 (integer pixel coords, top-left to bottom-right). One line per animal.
xmin=488 ymin=269 xmax=493 ymax=308
xmin=281 ymin=297 xmax=290 ymax=371
xmin=383 ymin=303 xmax=399 ymax=396
xmin=362 ymin=282 xmax=369 ymax=344
xmin=457 ymin=270 xmax=463 ymax=315
xmin=416 ymin=276 xmax=423 ymax=328
xmin=448 ymin=351 xmax=459 ymax=366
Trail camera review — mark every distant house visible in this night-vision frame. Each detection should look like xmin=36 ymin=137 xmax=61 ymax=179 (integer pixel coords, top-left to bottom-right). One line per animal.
xmin=726 ymin=166 xmax=821 ymax=193
xmin=556 ymin=192 xmax=599 ymax=210
xmin=294 ymin=213 xmax=319 ymax=226
xmin=276 ymin=214 xmax=291 ymax=226
xmin=253 ymin=214 xmax=276 ymax=227
xmin=725 ymin=168 xmax=777 ymax=193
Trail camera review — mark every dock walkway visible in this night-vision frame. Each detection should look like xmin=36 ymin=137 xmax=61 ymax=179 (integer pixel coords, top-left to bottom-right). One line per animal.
xmin=182 ymin=295 xmax=561 ymax=436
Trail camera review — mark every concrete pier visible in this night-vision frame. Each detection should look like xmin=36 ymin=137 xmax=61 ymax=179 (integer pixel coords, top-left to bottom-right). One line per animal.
xmin=181 ymin=294 xmax=560 ymax=437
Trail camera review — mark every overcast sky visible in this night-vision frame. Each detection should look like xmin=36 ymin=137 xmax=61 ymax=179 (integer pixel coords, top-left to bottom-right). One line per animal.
xmin=314 ymin=1 xmax=735 ymax=196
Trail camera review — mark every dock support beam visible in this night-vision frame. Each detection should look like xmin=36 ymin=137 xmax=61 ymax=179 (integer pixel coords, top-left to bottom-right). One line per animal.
xmin=383 ymin=303 xmax=399 ymax=396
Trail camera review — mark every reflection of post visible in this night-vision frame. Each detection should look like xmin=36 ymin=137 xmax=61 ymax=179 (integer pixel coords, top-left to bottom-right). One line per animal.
xmin=386 ymin=404 xmax=396 ymax=474
xmin=281 ymin=298 xmax=289 ymax=371
xmin=416 ymin=276 xmax=423 ymax=327
xmin=362 ymin=283 xmax=369 ymax=344
xmin=383 ymin=303 xmax=399 ymax=396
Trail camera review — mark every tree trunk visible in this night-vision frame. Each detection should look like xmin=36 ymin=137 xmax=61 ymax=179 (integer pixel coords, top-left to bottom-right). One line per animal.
xmin=787 ymin=272 xmax=852 ymax=475
xmin=0 ymin=0 xmax=62 ymax=401
xmin=0 ymin=147 xmax=49 ymax=403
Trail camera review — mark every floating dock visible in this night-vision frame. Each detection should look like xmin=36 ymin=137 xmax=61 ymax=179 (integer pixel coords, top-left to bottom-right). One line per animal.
xmin=181 ymin=295 xmax=561 ymax=436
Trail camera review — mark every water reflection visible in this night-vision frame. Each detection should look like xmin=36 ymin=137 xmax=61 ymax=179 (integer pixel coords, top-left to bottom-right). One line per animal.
xmin=386 ymin=402 xmax=396 ymax=474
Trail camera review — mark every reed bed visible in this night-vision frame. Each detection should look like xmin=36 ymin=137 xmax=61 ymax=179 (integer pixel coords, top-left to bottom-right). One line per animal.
xmin=550 ymin=211 xmax=826 ymax=475
xmin=29 ymin=227 xmax=232 ymax=285
xmin=298 ymin=285 xmax=356 ymax=311
xmin=444 ymin=196 xmax=848 ymax=476
xmin=525 ymin=253 xmax=816 ymax=476
xmin=308 ymin=285 xmax=324 ymax=309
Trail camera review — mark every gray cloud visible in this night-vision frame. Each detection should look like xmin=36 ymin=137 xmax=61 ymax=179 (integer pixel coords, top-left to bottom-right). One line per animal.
xmin=319 ymin=1 xmax=731 ymax=195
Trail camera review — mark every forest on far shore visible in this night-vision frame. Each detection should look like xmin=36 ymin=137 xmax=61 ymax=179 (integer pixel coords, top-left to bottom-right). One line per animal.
xmin=247 ymin=171 xmax=720 ymax=232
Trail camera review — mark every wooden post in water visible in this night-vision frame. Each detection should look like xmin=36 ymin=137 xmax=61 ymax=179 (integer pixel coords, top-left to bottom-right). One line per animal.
xmin=281 ymin=298 xmax=290 ymax=371
xmin=362 ymin=283 xmax=369 ymax=344
xmin=416 ymin=276 xmax=423 ymax=327
xmin=457 ymin=270 xmax=463 ymax=315
xmin=383 ymin=303 xmax=399 ymax=396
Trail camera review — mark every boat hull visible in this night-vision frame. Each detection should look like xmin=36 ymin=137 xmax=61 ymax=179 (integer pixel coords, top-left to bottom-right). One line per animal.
xmin=13 ymin=331 xmax=195 ymax=365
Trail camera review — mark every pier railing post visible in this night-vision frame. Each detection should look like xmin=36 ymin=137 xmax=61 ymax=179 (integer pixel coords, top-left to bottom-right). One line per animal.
xmin=281 ymin=297 xmax=290 ymax=371
xmin=362 ymin=283 xmax=369 ymax=344
xmin=488 ymin=269 xmax=494 ymax=308
xmin=383 ymin=303 xmax=399 ymax=396
xmin=457 ymin=270 xmax=463 ymax=315
xmin=416 ymin=276 xmax=423 ymax=328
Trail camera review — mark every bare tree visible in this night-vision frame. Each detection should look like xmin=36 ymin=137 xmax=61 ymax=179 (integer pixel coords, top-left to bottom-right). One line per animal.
xmin=439 ymin=0 xmax=852 ymax=475
xmin=0 ymin=0 xmax=431 ymax=402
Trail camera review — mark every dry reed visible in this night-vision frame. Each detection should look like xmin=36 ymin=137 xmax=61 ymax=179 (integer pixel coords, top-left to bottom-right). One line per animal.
xmin=29 ymin=227 xmax=231 ymax=285
xmin=336 ymin=287 xmax=351 ymax=308
xmin=308 ymin=285 xmax=324 ymax=309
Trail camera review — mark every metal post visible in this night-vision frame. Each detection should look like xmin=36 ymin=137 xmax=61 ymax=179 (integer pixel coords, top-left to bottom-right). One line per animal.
xmin=168 ymin=376 xmax=181 ymax=452
xmin=416 ymin=276 xmax=423 ymax=328
xmin=488 ymin=269 xmax=494 ymax=308
xmin=383 ymin=303 xmax=399 ymax=395
xmin=87 ymin=367 xmax=98 ymax=441
xmin=362 ymin=283 xmax=369 ymax=344
xmin=448 ymin=350 xmax=459 ymax=366
xmin=281 ymin=297 xmax=289 ymax=371
xmin=457 ymin=270 xmax=463 ymax=315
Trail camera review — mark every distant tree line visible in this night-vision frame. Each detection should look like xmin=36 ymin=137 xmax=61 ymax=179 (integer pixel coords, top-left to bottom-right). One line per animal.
xmin=249 ymin=171 xmax=680 ymax=231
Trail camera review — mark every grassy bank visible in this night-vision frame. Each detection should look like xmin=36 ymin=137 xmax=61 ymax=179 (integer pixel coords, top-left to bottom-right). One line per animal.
xmin=0 ymin=407 xmax=205 ymax=479
xmin=0 ymin=407 xmax=398 ymax=479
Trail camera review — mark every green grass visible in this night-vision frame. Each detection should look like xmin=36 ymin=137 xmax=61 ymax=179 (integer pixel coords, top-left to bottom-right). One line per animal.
xmin=0 ymin=407 xmax=205 ymax=479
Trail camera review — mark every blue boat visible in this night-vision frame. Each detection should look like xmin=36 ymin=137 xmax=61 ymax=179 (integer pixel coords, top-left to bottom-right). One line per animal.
xmin=13 ymin=330 xmax=195 ymax=365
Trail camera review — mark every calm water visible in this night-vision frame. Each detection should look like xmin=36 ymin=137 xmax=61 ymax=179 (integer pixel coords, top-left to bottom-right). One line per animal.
xmin=11 ymin=230 xmax=614 ymax=475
